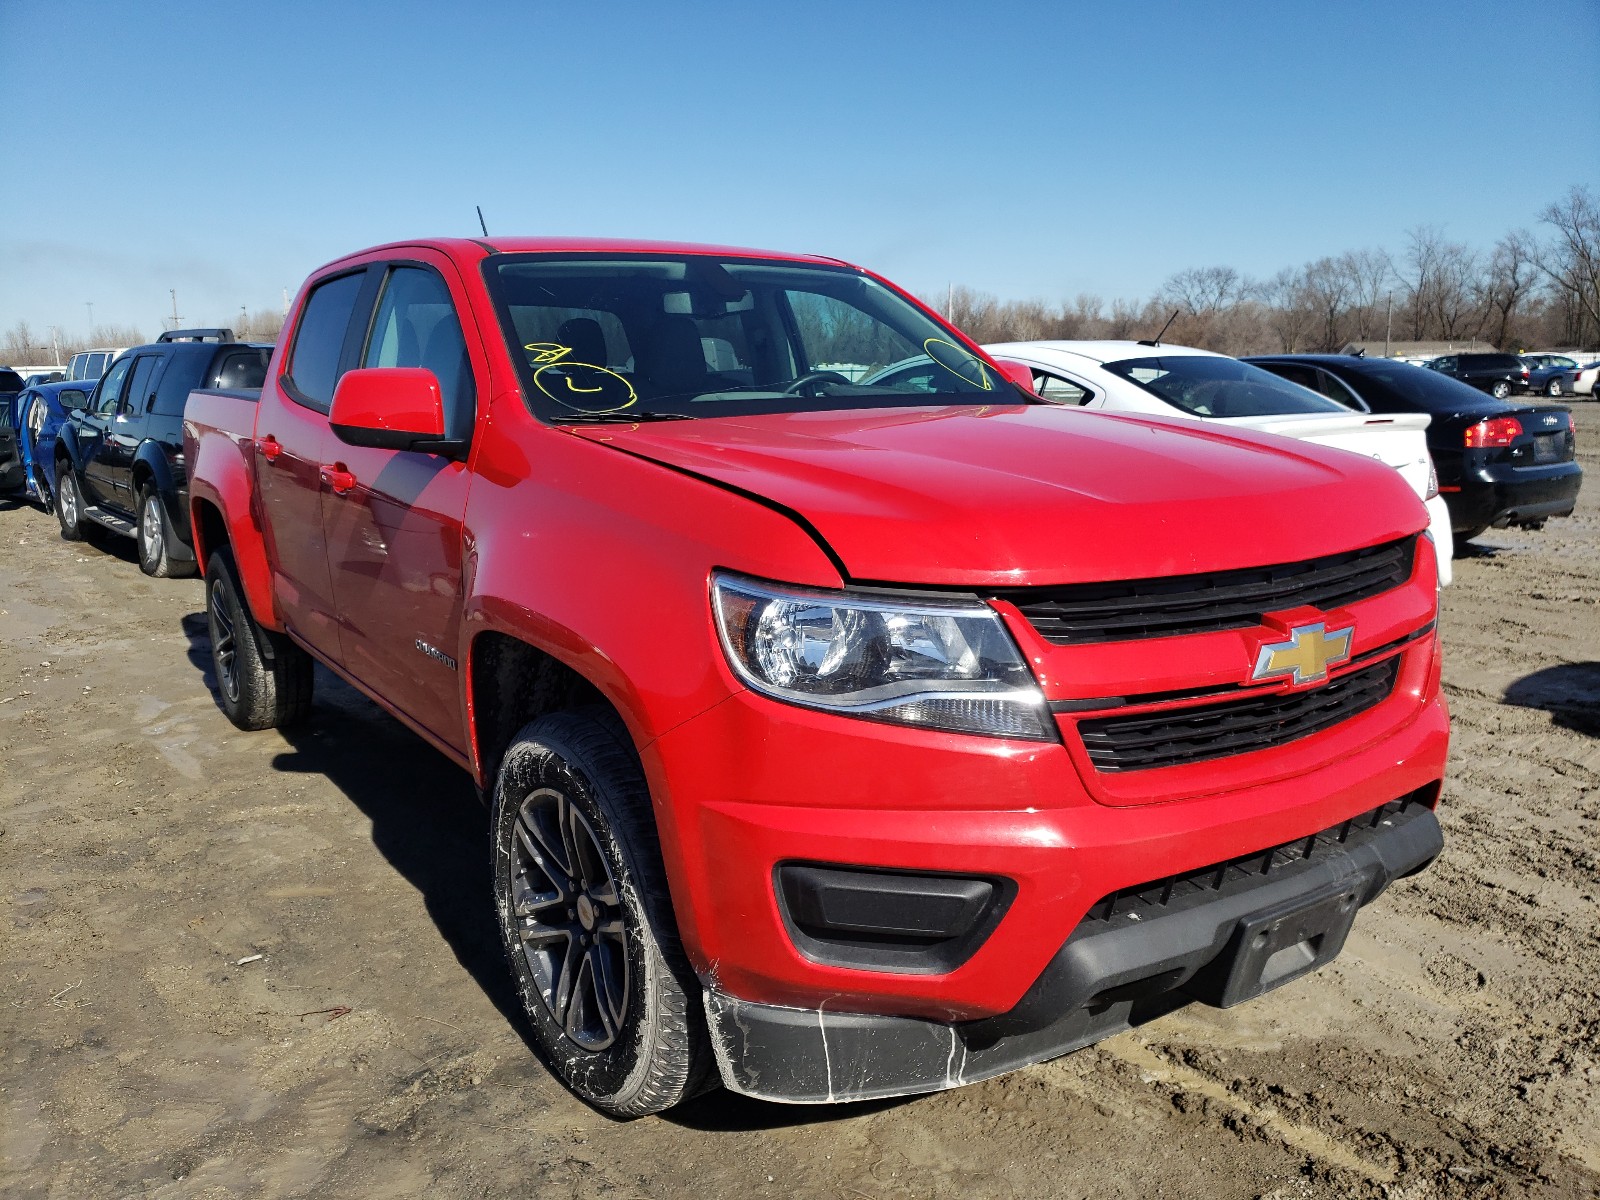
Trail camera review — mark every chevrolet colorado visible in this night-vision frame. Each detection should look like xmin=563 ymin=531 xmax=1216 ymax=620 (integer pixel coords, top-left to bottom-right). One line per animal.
xmin=183 ymin=238 xmax=1448 ymax=1115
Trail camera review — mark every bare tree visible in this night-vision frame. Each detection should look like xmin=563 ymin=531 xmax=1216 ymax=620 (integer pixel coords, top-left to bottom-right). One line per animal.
xmin=1338 ymin=248 xmax=1393 ymax=342
xmin=1479 ymin=230 xmax=1538 ymax=351
xmin=1159 ymin=266 xmax=1244 ymax=318
xmin=1261 ymin=268 xmax=1315 ymax=352
xmin=1536 ymin=186 xmax=1600 ymax=346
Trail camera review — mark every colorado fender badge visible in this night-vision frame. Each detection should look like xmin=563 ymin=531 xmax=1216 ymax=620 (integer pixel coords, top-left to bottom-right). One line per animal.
xmin=415 ymin=640 xmax=458 ymax=671
xmin=1252 ymin=623 xmax=1353 ymax=686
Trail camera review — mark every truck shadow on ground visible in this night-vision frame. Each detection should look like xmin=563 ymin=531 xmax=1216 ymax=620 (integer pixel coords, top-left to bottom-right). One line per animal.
xmin=1503 ymin=661 xmax=1600 ymax=737
xmin=177 ymin=612 xmax=914 ymax=1132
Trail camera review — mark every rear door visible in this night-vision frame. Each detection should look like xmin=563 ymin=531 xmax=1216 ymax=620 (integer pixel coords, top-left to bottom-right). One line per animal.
xmin=256 ymin=269 xmax=370 ymax=662
xmin=320 ymin=255 xmax=480 ymax=750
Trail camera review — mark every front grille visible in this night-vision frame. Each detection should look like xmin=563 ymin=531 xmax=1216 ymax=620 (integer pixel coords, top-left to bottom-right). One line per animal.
xmin=1081 ymin=790 xmax=1433 ymax=925
xmin=1077 ymin=656 xmax=1400 ymax=772
xmin=998 ymin=535 xmax=1416 ymax=644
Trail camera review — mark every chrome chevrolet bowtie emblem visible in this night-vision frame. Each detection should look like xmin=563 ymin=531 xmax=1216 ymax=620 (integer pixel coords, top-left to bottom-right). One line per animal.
xmin=1252 ymin=623 xmax=1353 ymax=686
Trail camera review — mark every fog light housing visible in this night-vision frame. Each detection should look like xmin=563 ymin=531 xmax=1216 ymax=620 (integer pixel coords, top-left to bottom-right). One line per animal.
xmin=775 ymin=863 xmax=1013 ymax=973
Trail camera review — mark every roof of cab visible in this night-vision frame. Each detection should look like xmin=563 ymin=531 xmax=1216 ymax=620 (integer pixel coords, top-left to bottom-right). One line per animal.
xmin=318 ymin=237 xmax=851 ymax=272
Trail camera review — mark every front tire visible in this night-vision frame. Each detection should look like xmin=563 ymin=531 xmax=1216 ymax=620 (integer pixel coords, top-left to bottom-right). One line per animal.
xmin=1491 ymin=380 xmax=1511 ymax=399
xmin=492 ymin=710 xmax=712 ymax=1116
xmin=205 ymin=546 xmax=313 ymax=729
xmin=55 ymin=465 xmax=86 ymax=541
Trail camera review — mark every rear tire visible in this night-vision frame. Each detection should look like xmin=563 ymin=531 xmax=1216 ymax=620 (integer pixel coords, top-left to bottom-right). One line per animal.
xmin=492 ymin=709 xmax=713 ymax=1116
xmin=1545 ymin=378 xmax=1564 ymax=397
xmin=1491 ymin=381 xmax=1511 ymax=399
xmin=204 ymin=546 xmax=313 ymax=730
xmin=55 ymin=465 xmax=86 ymax=541
xmin=1457 ymin=525 xmax=1490 ymax=544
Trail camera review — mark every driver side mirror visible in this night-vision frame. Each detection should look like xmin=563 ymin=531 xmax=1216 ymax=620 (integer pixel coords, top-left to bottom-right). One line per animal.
xmin=993 ymin=359 xmax=1038 ymax=394
xmin=328 ymin=367 xmax=461 ymax=456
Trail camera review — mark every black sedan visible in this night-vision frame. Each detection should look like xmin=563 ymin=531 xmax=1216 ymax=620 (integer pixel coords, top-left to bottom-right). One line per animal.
xmin=1243 ymin=354 xmax=1582 ymax=543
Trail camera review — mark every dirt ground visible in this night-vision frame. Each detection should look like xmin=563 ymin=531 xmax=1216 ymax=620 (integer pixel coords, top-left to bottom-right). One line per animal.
xmin=3 ymin=408 xmax=1598 ymax=1200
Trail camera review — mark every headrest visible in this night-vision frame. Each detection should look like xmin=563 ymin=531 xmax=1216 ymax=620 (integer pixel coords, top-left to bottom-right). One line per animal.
xmin=556 ymin=317 xmax=608 ymax=367
xmin=642 ymin=316 xmax=709 ymax=395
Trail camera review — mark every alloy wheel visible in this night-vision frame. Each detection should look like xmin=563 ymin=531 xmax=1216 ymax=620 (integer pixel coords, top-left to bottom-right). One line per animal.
xmin=209 ymin=578 xmax=241 ymax=703
xmin=509 ymin=786 xmax=629 ymax=1051
xmin=141 ymin=495 xmax=164 ymax=570
xmin=59 ymin=473 xmax=78 ymax=526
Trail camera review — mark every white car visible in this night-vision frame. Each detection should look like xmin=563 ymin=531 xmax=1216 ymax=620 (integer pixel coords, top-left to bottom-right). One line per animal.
xmin=871 ymin=340 xmax=1454 ymax=585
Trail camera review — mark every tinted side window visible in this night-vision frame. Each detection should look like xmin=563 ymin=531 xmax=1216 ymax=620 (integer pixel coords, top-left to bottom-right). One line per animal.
xmin=121 ymin=354 xmax=162 ymax=415
xmin=361 ymin=267 xmax=475 ymax=440
xmin=1310 ymin=369 xmax=1366 ymax=410
xmin=287 ymin=272 xmax=365 ymax=411
xmin=207 ymin=348 xmax=271 ymax=392
xmin=94 ymin=357 xmax=132 ymax=416
xmin=1035 ymin=371 xmax=1093 ymax=404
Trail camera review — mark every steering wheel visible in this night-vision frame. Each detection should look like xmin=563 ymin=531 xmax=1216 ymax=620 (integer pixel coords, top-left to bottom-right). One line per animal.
xmin=781 ymin=370 xmax=854 ymax=396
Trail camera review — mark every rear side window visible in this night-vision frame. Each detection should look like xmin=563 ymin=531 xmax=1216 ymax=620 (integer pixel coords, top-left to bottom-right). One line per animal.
xmin=287 ymin=272 xmax=365 ymax=410
xmin=1035 ymin=371 xmax=1093 ymax=405
xmin=207 ymin=348 xmax=271 ymax=392
xmin=361 ymin=266 xmax=475 ymax=440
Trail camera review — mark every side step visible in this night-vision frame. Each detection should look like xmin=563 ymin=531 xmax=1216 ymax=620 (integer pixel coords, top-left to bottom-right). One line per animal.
xmin=83 ymin=504 xmax=136 ymax=537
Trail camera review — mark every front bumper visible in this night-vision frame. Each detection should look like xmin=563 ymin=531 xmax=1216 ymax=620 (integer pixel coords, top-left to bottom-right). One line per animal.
xmin=706 ymin=794 xmax=1442 ymax=1103
xmin=643 ymin=627 xmax=1449 ymax=1024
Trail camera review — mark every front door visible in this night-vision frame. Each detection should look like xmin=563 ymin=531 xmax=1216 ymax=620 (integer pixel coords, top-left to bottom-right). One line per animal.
xmin=77 ymin=355 xmax=131 ymax=507
xmin=96 ymin=352 xmax=164 ymax=515
xmin=321 ymin=260 xmax=477 ymax=751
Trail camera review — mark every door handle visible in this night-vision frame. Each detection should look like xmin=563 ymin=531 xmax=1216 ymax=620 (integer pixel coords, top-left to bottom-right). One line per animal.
xmin=257 ymin=435 xmax=283 ymax=464
xmin=320 ymin=463 xmax=356 ymax=495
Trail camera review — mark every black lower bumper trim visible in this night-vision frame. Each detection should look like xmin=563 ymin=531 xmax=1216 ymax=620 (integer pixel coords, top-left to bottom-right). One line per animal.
xmin=705 ymin=799 xmax=1443 ymax=1104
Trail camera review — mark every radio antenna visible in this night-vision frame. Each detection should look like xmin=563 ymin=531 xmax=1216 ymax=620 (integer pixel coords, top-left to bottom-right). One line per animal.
xmin=1138 ymin=309 xmax=1180 ymax=348
xmin=476 ymin=205 xmax=489 ymax=237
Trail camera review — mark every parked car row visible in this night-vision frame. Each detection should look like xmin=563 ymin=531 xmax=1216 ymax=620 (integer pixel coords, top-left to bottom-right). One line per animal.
xmin=2 ymin=331 xmax=272 ymax=575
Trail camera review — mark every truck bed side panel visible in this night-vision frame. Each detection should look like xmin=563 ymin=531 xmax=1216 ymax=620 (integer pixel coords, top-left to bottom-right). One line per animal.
xmin=182 ymin=389 xmax=277 ymax=628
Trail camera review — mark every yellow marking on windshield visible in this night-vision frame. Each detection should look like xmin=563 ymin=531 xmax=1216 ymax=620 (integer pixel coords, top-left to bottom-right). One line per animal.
xmin=923 ymin=338 xmax=993 ymax=391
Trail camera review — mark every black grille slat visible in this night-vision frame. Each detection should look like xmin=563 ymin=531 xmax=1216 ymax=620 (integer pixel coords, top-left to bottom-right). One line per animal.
xmin=1077 ymin=658 xmax=1399 ymax=772
xmin=1002 ymin=536 xmax=1416 ymax=644
xmin=1081 ymin=792 xmax=1429 ymax=924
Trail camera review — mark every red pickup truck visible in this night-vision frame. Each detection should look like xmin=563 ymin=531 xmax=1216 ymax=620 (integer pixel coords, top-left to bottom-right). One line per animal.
xmin=183 ymin=238 xmax=1448 ymax=1115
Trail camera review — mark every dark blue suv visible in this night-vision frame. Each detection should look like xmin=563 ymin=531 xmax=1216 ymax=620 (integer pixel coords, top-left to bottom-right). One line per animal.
xmin=54 ymin=330 xmax=272 ymax=576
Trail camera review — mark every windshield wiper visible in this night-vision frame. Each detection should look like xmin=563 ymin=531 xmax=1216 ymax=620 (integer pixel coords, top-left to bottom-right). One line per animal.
xmin=554 ymin=409 xmax=696 ymax=424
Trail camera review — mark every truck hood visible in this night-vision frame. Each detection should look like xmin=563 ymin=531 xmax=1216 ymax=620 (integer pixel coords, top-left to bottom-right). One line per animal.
xmin=566 ymin=404 xmax=1425 ymax=587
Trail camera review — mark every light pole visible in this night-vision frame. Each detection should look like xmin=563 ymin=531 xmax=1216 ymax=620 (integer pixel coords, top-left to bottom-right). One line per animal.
xmin=85 ymin=301 xmax=95 ymax=329
xmin=1383 ymin=292 xmax=1393 ymax=358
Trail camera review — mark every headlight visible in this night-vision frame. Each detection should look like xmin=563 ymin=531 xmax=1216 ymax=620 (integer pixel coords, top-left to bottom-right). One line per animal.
xmin=711 ymin=572 xmax=1052 ymax=740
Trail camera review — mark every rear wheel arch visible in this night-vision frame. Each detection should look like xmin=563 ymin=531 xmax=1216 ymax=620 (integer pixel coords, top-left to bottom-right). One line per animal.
xmin=192 ymin=497 xmax=229 ymax=569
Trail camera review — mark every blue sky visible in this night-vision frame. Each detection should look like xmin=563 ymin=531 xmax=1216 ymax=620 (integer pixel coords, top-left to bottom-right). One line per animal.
xmin=2 ymin=0 xmax=1597 ymax=342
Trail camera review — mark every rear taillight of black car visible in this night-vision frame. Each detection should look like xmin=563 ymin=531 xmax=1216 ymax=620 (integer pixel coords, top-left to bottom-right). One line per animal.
xmin=1464 ymin=417 xmax=1523 ymax=448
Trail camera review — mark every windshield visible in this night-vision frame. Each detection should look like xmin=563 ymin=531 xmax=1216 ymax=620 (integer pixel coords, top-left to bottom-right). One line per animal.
xmin=483 ymin=254 xmax=1026 ymax=422
xmin=1101 ymin=355 xmax=1346 ymax=418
